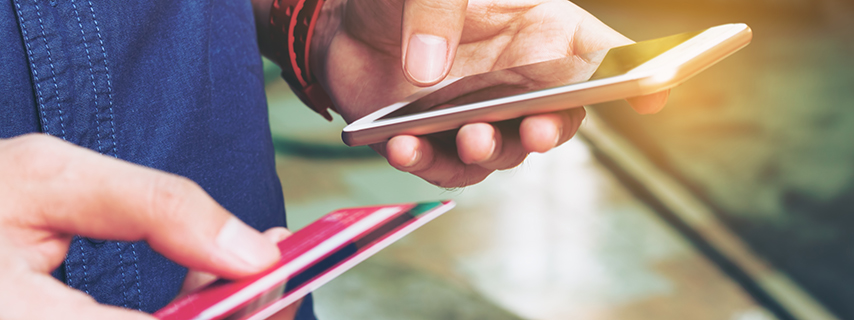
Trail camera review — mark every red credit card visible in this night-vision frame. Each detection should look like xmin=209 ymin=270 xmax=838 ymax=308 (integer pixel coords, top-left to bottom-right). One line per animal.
xmin=154 ymin=201 xmax=455 ymax=320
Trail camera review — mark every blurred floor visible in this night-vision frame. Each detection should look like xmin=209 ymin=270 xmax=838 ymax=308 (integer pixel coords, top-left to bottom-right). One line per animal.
xmin=267 ymin=84 xmax=775 ymax=319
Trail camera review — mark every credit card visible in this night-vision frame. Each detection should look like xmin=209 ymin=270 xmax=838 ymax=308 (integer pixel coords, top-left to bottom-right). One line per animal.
xmin=154 ymin=201 xmax=455 ymax=320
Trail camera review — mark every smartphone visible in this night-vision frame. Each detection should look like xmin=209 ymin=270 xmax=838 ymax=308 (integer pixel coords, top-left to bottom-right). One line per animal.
xmin=341 ymin=23 xmax=753 ymax=146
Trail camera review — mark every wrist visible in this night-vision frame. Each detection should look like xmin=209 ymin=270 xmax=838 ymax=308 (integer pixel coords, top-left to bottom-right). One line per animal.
xmin=268 ymin=0 xmax=337 ymax=120
xmin=252 ymin=0 xmax=275 ymax=58
xmin=308 ymin=0 xmax=344 ymax=99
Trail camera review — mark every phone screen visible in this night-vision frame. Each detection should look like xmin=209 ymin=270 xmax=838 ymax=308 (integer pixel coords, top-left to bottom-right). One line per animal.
xmin=379 ymin=30 xmax=702 ymax=120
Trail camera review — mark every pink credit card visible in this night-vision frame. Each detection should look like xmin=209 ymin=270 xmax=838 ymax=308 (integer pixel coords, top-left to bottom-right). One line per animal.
xmin=154 ymin=201 xmax=455 ymax=320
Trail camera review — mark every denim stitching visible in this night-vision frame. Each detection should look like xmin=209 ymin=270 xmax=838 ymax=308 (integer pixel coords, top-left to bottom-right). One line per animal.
xmin=117 ymin=242 xmax=128 ymax=308
xmin=34 ymin=1 xmax=66 ymax=139
xmin=131 ymin=242 xmax=141 ymax=309
xmin=70 ymin=0 xmax=101 ymax=153
xmin=87 ymin=0 xmax=116 ymax=156
xmin=65 ymin=256 xmax=73 ymax=288
xmin=12 ymin=1 xmax=50 ymax=133
xmin=78 ymin=237 xmax=90 ymax=294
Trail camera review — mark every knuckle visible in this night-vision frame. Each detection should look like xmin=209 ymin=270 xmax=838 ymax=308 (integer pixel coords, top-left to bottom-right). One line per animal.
xmin=495 ymin=153 xmax=527 ymax=170
xmin=1 ymin=134 xmax=72 ymax=181
xmin=419 ymin=171 xmax=460 ymax=189
xmin=483 ymin=140 xmax=527 ymax=170
xmin=5 ymin=134 xmax=60 ymax=158
xmin=410 ymin=0 xmax=460 ymax=13
xmin=565 ymin=107 xmax=586 ymax=125
xmin=146 ymin=173 xmax=199 ymax=222
xmin=433 ymin=168 xmax=490 ymax=189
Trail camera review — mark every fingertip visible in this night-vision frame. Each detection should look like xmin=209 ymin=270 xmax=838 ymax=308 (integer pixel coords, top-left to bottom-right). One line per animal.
xmin=64 ymin=298 xmax=157 ymax=320
xmin=404 ymin=34 xmax=449 ymax=86
xmin=213 ymin=217 xmax=281 ymax=277
xmin=386 ymin=135 xmax=429 ymax=171
xmin=520 ymin=108 xmax=586 ymax=153
xmin=401 ymin=0 xmax=467 ymax=86
xmin=104 ymin=310 xmax=157 ymax=320
xmin=520 ymin=114 xmax=562 ymax=153
xmin=262 ymin=227 xmax=292 ymax=243
xmin=627 ymin=90 xmax=670 ymax=114
xmin=179 ymin=269 xmax=219 ymax=295
xmin=456 ymin=123 xmax=498 ymax=164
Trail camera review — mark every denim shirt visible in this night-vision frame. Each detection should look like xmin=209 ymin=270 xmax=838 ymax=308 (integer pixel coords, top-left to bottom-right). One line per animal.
xmin=1 ymin=0 xmax=314 ymax=318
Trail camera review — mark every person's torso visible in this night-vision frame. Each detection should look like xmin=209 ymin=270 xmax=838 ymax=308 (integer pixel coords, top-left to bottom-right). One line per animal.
xmin=0 ymin=0 xmax=298 ymax=314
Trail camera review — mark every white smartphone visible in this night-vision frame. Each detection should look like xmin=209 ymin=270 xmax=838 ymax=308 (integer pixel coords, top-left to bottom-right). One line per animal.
xmin=341 ymin=23 xmax=752 ymax=146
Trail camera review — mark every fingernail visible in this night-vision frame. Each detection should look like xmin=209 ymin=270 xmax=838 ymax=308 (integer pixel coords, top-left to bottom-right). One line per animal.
xmin=216 ymin=217 xmax=280 ymax=271
xmin=554 ymin=128 xmax=562 ymax=147
xmin=405 ymin=34 xmax=448 ymax=84
xmin=403 ymin=149 xmax=421 ymax=168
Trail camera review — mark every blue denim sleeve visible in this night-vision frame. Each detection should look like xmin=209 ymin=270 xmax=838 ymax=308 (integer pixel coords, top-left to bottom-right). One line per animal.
xmin=1 ymin=0 xmax=315 ymax=318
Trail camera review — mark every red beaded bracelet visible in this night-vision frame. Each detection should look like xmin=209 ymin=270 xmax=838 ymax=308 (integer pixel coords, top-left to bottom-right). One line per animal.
xmin=269 ymin=0 xmax=335 ymax=121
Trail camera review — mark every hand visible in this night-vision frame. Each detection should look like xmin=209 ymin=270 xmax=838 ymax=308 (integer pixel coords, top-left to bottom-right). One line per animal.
xmin=309 ymin=0 xmax=668 ymax=187
xmin=0 ymin=134 xmax=281 ymax=320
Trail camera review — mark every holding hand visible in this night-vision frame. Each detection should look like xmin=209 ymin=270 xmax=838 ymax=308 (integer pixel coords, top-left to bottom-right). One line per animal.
xmin=309 ymin=0 xmax=668 ymax=187
xmin=0 ymin=134 xmax=291 ymax=320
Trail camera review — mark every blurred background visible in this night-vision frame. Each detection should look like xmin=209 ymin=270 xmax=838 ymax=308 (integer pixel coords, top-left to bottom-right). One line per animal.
xmin=266 ymin=0 xmax=854 ymax=319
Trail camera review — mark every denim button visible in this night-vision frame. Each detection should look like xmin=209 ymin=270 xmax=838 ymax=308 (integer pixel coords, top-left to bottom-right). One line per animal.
xmin=87 ymin=238 xmax=105 ymax=245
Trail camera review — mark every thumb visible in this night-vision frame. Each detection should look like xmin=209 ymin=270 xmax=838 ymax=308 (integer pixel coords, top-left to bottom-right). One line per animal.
xmin=401 ymin=0 xmax=468 ymax=86
xmin=179 ymin=227 xmax=292 ymax=295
